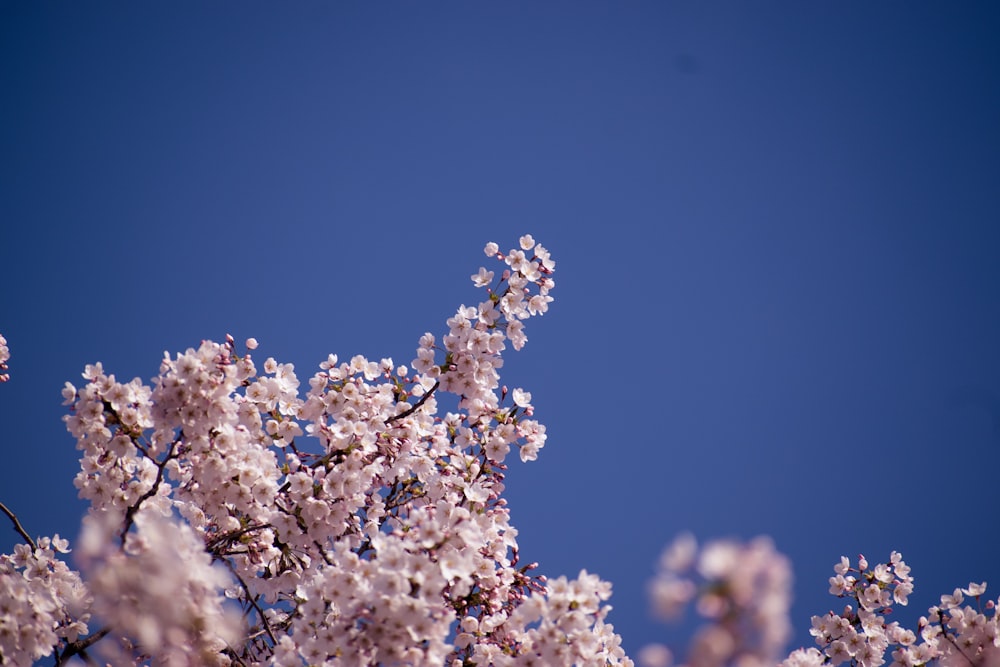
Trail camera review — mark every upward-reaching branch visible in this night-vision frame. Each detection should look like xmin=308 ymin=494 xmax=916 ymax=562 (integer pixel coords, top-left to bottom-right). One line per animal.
xmin=0 ymin=500 xmax=36 ymax=550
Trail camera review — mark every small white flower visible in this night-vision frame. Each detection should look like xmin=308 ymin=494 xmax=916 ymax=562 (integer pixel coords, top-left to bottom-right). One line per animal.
xmin=962 ymin=581 xmax=987 ymax=597
xmin=940 ymin=588 xmax=964 ymax=609
xmin=472 ymin=267 xmax=494 ymax=288
xmin=512 ymin=388 xmax=532 ymax=407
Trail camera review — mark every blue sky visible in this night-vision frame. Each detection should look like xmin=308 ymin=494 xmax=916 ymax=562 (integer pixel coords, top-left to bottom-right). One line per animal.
xmin=2 ymin=2 xmax=999 ymax=660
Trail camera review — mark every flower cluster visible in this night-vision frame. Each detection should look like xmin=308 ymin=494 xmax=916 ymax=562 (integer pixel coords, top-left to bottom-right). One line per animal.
xmin=491 ymin=569 xmax=629 ymax=666
xmin=77 ymin=513 xmax=242 ymax=666
xmin=0 ymin=534 xmax=90 ymax=665
xmin=2 ymin=240 xmax=996 ymax=667
xmin=782 ymin=554 xmax=999 ymax=667
xmin=0 ymin=333 xmax=9 ymax=382
xmin=641 ymin=534 xmax=792 ymax=667
xmin=0 ymin=237 xmax=636 ymax=666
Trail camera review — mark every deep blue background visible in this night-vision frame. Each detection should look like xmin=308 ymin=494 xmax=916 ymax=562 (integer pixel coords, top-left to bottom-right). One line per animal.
xmin=2 ymin=2 xmax=999 ymax=661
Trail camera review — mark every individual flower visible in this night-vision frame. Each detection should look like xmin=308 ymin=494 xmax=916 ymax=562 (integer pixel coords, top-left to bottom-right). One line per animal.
xmin=512 ymin=388 xmax=532 ymax=407
xmin=963 ymin=582 xmax=987 ymax=597
xmin=472 ymin=267 xmax=495 ymax=287
xmin=940 ymin=588 xmax=964 ymax=609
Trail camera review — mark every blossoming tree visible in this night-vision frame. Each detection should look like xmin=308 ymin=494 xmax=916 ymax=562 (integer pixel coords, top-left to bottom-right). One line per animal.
xmin=1 ymin=238 xmax=997 ymax=667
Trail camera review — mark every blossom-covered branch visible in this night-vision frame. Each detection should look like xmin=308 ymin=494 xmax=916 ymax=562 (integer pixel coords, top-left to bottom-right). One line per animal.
xmin=0 ymin=242 xmax=994 ymax=667
xmin=1 ymin=237 xmax=633 ymax=666
xmin=781 ymin=555 xmax=999 ymax=667
xmin=0 ymin=333 xmax=9 ymax=383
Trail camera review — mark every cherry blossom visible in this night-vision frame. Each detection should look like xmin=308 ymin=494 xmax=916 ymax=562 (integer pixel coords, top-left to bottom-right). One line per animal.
xmin=0 ymin=528 xmax=90 ymax=665
xmin=0 ymin=234 xmax=996 ymax=667
xmin=788 ymin=552 xmax=1000 ymax=667
xmin=0 ymin=333 xmax=9 ymax=382
xmin=1 ymin=240 xmax=638 ymax=666
xmin=643 ymin=534 xmax=792 ymax=667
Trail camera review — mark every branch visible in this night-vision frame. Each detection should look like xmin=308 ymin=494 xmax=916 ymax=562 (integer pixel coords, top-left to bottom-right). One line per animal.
xmin=385 ymin=380 xmax=440 ymax=425
xmin=206 ymin=522 xmax=272 ymax=553
xmin=939 ymin=614 xmax=980 ymax=667
xmin=55 ymin=627 xmax=110 ymax=666
xmin=0 ymin=503 xmax=107 ymax=665
xmin=120 ymin=439 xmax=180 ymax=544
xmin=0 ymin=500 xmax=36 ymax=550
xmin=222 ymin=560 xmax=277 ymax=646
xmin=77 ymin=649 xmax=100 ymax=667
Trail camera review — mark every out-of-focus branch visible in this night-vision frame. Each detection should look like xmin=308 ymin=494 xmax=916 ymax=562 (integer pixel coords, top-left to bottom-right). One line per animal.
xmin=55 ymin=627 xmax=110 ymax=666
xmin=0 ymin=500 xmax=36 ymax=550
xmin=939 ymin=615 xmax=979 ymax=667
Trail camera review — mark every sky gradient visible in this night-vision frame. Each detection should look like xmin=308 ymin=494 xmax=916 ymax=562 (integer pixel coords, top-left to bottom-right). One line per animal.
xmin=2 ymin=2 xmax=1000 ymax=661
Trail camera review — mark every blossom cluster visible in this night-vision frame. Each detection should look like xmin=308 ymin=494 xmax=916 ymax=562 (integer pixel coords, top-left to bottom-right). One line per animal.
xmin=781 ymin=554 xmax=1000 ymax=667
xmin=637 ymin=539 xmax=998 ymax=667
xmin=0 ymin=238 xmax=633 ymax=666
xmin=0 ymin=333 xmax=9 ymax=382
xmin=640 ymin=534 xmax=792 ymax=667
xmin=1 ymin=235 xmax=996 ymax=667
xmin=77 ymin=514 xmax=242 ymax=666
xmin=0 ymin=534 xmax=90 ymax=665
xmin=498 ymin=570 xmax=629 ymax=666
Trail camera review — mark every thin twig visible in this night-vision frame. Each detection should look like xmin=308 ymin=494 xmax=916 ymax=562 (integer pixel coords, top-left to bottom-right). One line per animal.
xmin=385 ymin=380 xmax=440 ymax=425
xmin=223 ymin=560 xmax=277 ymax=646
xmin=0 ymin=500 xmax=36 ymax=549
xmin=939 ymin=616 xmax=979 ymax=667
xmin=206 ymin=522 xmax=272 ymax=553
xmin=120 ymin=439 xmax=180 ymax=544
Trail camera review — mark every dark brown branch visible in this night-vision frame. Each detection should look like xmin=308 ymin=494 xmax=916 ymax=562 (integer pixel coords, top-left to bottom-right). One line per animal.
xmin=120 ymin=439 xmax=180 ymax=544
xmin=56 ymin=627 xmax=111 ymax=666
xmin=313 ymin=538 xmax=334 ymax=566
xmin=0 ymin=500 xmax=36 ymax=550
xmin=939 ymin=614 xmax=979 ymax=667
xmin=78 ymin=649 xmax=100 ymax=667
xmin=206 ymin=522 xmax=272 ymax=553
xmin=223 ymin=560 xmax=277 ymax=646
xmin=385 ymin=380 xmax=440 ymax=425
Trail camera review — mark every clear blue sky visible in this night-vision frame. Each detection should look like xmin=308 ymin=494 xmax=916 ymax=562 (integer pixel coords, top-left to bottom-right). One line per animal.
xmin=2 ymin=2 xmax=999 ymax=660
